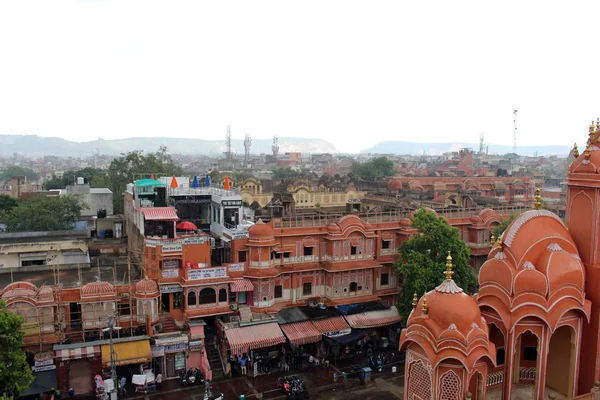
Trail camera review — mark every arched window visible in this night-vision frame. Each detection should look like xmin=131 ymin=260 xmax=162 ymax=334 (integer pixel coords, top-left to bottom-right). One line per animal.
xmin=198 ymin=288 xmax=217 ymax=305
xmin=188 ymin=291 xmax=197 ymax=306
xmin=219 ymin=288 xmax=227 ymax=302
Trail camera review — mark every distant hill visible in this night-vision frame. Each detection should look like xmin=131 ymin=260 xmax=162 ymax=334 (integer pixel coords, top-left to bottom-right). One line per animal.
xmin=0 ymin=135 xmax=338 ymax=156
xmin=361 ymin=141 xmax=571 ymax=156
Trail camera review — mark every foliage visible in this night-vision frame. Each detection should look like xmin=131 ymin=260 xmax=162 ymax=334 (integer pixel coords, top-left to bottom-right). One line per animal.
xmin=0 ymin=300 xmax=34 ymax=398
xmin=0 ymin=195 xmax=86 ymax=232
xmin=0 ymin=195 xmax=18 ymax=214
xmin=232 ymin=171 xmax=254 ymax=182
xmin=493 ymin=214 xmax=518 ymax=238
xmin=496 ymin=168 xmax=509 ymax=177
xmin=272 ymin=167 xmax=300 ymax=180
xmin=350 ymin=157 xmax=395 ymax=180
xmin=394 ymin=209 xmax=478 ymax=322
xmin=0 ymin=166 xmax=39 ymax=183
xmin=107 ymin=146 xmax=182 ymax=214
xmin=44 ymin=167 xmax=107 ymax=190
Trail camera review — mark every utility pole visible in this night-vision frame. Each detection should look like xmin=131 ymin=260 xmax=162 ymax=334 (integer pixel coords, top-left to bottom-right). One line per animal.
xmin=103 ymin=315 xmax=121 ymax=399
xmin=244 ymin=133 xmax=251 ymax=166
xmin=272 ymin=135 xmax=279 ymax=162
xmin=513 ymin=108 xmax=518 ymax=154
xmin=225 ymin=125 xmax=232 ymax=160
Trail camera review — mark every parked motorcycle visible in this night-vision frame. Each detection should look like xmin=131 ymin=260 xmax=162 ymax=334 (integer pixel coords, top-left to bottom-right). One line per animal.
xmin=178 ymin=370 xmax=188 ymax=386
xmin=277 ymin=376 xmax=309 ymax=399
xmin=194 ymin=368 xmax=205 ymax=384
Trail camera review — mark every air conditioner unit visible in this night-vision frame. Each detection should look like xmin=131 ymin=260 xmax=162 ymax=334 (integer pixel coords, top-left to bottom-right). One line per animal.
xmin=229 ymin=304 xmax=238 ymax=311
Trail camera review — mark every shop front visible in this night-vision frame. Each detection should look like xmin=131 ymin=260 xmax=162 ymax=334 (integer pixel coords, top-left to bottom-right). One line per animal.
xmin=100 ymin=338 xmax=152 ymax=378
xmin=344 ymin=306 xmax=402 ymax=348
xmin=19 ymin=352 xmax=58 ymax=398
xmin=151 ymin=334 xmax=189 ymax=379
xmin=187 ymin=320 xmax=212 ymax=380
xmin=54 ymin=344 xmax=103 ymax=394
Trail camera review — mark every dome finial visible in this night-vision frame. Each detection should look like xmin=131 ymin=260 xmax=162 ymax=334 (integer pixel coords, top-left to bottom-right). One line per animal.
xmin=444 ymin=251 xmax=453 ymax=281
xmin=412 ymin=292 xmax=418 ymax=308
xmin=534 ymin=187 xmax=541 ymax=210
xmin=573 ymin=143 xmax=579 ymax=158
xmin=490 ymin=233 xmax=496 ymax=247
xmin=422 ymin=296 xmax=428 ymax=315
xmin=497 ymin=236 xmax=503 ymax=251
xmin=585 ymin=146 xmax=591 ymax=160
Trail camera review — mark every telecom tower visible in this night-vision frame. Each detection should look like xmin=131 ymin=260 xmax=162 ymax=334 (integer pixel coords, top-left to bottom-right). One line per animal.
xmin=479 ymin=133 xmax=485 ymax=154
xmin=272 ymin=135 xmax=279 ymax=161
xmin=244 ymin=133 xmax=251 ymax=166
xmin=225 ymin=125 xmax=232 ymax=160
xmin=513 ymin=108 xmax=518 ymax=153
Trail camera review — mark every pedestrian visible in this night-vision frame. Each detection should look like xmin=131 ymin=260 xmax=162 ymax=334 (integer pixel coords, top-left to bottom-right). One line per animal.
xmin=308 ymin=355 xmax=314 ymax=372
xmin=240 ymin=354 xmax=248 ymax=375
xmin=68 ymin=388 xmax=74 ymax=399
xmin=119 ymin=376 xmax=127 ymax=395
xmin=155 ymin=372 xmax=162 ymax=391
xmin=55 ymin=389 xmax=61 ymax=400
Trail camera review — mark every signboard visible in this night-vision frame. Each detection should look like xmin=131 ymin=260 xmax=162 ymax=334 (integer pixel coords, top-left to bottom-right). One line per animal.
xmin=323 ymin=328 xmax=352 ymax=338
xmin=230 ymin=232 xmax=249 ymax=240
xmin=165 ymin=343 xmax=188 ymax=353
xmin=184 ymin=237 xmax=206 ymax=245
xmin=151 ymin=346 xmax=165 ymax=357
xmin=160 ymin=284 xmax=183 ymax=293
xmin=187 ymin=267 xmax=227 ymax=281
xmin=162 ymin=269 xmax=179 ymax=279
xmin=222 ymin=200 xmax=242 ymax=207
xmin=34 ymin=359 xmax=54 ymax=367
xmin=162 ymin=244 xmax=183 ymax=253
xmin=144 ymin=240 xmax=158 ymax=248
xmin=32 ymin=365 xmax=56 ymax=372
xmin=228 ymin=263 xmax=245 ymax=272
xmin=197 ymin=263 xmax=208 ymax=268
xmin=163 ymin=259 xmax=180 ymax=269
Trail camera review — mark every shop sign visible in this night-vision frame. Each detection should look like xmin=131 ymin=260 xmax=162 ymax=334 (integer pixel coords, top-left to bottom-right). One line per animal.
xmin=189 ymin=340 xmax=203 ymax=351
xmin=165 ymin=343 xmax=188 ymax=353
xmin=34 ymin=359 xmax=54 ymax=367
xmin=187 ymin=267 xmax=227 ymax=281
xmin=160 ymin=284 xmax=183 ymax=293
xmin=162 ymin=269 xmax=179 ymax=279
xmin=32 ymin=365 xmax=56 ymax=372
xmin=228 ymin=263 xmax=245 ymax=272
xmin=162 ymin=243 xmax=183 ymax=253
xmin=222 ymin=200 xmax=242 ymax=207
xmin=184 ymin=237 xmax=205 ymax=245
xmin=151 ymin=346 xmax=165 ymax=357
xmin=197 ymin=263 xmax=208 ymax=268
xmin=163 ymin=259 xmax=180 ymax=269
xmin=230 ymin=232 xmax=249 ymax=240
xmin=323 ymin=328 xmax=352 ymax=338
xmin=145 ymin=240 xmax=158 ymax=248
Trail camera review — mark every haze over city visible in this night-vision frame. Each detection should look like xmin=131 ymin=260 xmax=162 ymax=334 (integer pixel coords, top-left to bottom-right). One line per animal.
xmin=1 ymin=1 xmax=599 ymax=153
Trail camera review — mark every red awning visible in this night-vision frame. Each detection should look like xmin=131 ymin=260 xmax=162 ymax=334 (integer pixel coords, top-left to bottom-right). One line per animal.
xmin=141 ymin=207 xmax=180 ymax=221
xmin=280 ymin=321 xmax=322 ymax=346
xmin=230 ymin=279 xmax=254 ymax=293
xmin=56 ymin=345 xmax=101 ymax=361
xmin=312 ymin=316 xmax=351 ymax=335
xmin=344 ymin=306 xmax=402 ymax=329
xmin=225 ymin=322 xmax=286 ymax=355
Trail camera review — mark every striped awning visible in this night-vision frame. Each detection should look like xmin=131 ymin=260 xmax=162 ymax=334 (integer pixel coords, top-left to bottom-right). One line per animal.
xmin=312 ymin=316 xmax=351 ymax=337
xmin=344 ymin=306 xmax=402 ymax=329
xmin=140 ymin=207 xmax=180 ymax=221
xmin=56 ymin=345 xmax=100 ymax=361
xmin=230 ymin=279 xmax=254 ymax=293
xmin=225 ymin=322 xmax=286 ymax=355
xmin=280 ymin=321 xmax=322 ymax=346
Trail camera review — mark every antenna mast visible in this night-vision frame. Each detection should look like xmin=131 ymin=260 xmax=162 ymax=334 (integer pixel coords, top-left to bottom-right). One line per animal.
xmin=513 ymin=108 xmax=518 ymax=154
xmin=272 ymin=135 xmax=279 ymax=162
xmin=479 ymin=133 xmax=484 ymax=154
xmin=244 ymin=133 xmax=251 ymax=166
xmin=226 ymin=125 xmax=232 ymax=160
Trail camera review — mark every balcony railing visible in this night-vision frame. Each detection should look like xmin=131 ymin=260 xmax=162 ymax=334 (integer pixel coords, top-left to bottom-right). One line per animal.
xmin=486 ymin=371 xmax=504 ymax=387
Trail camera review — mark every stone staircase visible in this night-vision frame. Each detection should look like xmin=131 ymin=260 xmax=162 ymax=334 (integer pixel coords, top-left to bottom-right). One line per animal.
xmin=239 ymin=304 xmax=252 ymax=322
xmin=160 ymin=313 xmax=178 ymax=333
xmin=205 ymin=344 xmax=224 ymax=380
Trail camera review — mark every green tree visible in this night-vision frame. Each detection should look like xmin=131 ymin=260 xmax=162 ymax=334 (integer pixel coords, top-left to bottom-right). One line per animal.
xmin=351 ymin=157 xmax=395 ymax=180
xmin=394 ymin=209 xmax=478 ymax=322
xmin=0 ymin=166 xmax=39 ymax=183
xmin=0 ymin=195 xmax=86 ymax=232
xmin=0 ymin=300 xmax=34 ymax=399
xmin=106 ymin=146 xmax=182 ymax=213
xmin=0 ymin=195 xmax=18 ymax=213
xmin=44 ymin=168 xmax=107 ymax=190
xmin=493 ymin=214 xmax=518 ymax=238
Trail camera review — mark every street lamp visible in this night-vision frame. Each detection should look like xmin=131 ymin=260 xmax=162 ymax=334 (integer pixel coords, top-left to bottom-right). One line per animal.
xmin=102 ymin=315 xmax=122 ymax=399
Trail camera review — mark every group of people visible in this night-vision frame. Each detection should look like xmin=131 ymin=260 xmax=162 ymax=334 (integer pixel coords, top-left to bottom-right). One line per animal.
xmin=228 ymin=346 xmax=331 ymax=377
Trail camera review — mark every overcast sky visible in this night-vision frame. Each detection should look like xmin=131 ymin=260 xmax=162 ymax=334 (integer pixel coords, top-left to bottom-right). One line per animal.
xmin=0 ymin=1 xmax=599 ymax=153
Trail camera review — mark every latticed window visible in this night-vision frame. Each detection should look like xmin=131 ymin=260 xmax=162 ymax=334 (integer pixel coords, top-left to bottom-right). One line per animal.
xmin=440 ymin=371 xmax=461 ymax=400
xmin=407 ymin=360 xmax=432 ymax=400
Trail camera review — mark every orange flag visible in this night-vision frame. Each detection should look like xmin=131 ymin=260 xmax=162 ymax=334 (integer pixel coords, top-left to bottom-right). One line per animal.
xmin=224 ymin=176 xmax=231 ymax=190
xmin=170 ymin=176 xmax=178 ymax=189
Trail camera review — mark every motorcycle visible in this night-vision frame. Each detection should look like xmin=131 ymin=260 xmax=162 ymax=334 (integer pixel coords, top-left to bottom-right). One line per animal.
xmin=187 ymin=368 xmax=197 ymax=384
xmin=178 ymin=370 xmax=188 ymax=386
xmin=277 ymin=376 xmax=309 ymax=399
xmin=194 ymin=368 xmax=205 ymax=384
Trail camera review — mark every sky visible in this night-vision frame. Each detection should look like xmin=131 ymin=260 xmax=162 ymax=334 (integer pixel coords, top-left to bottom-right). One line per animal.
xmin=1 ymin=1 xmax=599 ymax=154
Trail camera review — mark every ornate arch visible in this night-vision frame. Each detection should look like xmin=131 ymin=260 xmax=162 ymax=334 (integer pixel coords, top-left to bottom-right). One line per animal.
xmin=407 ymin=358 xmax=433 ymax=400
xmin=439 ymin=370 xmax=462 ymax=400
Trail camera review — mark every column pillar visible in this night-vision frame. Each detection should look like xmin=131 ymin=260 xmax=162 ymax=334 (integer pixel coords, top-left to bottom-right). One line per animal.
xmin=503 ymin=331 xmax=517 ymax=400
xmin=535 ymin=327 xmax=551 ymax=400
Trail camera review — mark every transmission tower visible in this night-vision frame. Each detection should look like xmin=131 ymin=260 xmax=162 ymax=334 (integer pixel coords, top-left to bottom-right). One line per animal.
xmin=479 ymin=133 xmax=484 ymax=154
xmin=513 ymin=108 xmax=518 ymax=154
xmin=272 ymin=135 xmax=279 ymax=161
xmin=244 ymin=133 xmax=251 ymax=166
xmin=225 ymin=125 xmax=232 ymax=160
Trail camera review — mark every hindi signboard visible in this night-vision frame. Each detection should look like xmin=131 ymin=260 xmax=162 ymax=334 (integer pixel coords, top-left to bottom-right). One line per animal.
xmin=228 ymin=263 xmax=245 ymax=272
xmin=187 ymin=267 xmax=227 ymax=281
xmin=184 ymin=237 xmax=206 ymax=245
xmin=162 ymin=243 xmax=183 ymax=253
xmin=162 ymin=269 xmax=179 ymax=279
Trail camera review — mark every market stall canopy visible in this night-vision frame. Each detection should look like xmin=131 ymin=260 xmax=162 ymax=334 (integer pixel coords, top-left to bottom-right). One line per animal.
xmin=230 ymin=279 xmax=254 ymax=293
xmin=140 ymin=207 xmax=180 ymax=221
xmin=312 ymin=316 xmax=351 ymax=337
xmin=176 ymin=221 xmax=198 ymax=231
xmin=19 ymin=370 xmax=57 ymax=397
xmin=101 ymin=340 xmax=152 ymax=367
xmin=55 ymin=345 xmax=101 ymax=361
xmin=344 ymin=306 xmax=402 ymax=329
xmin=135 ymin=179 xmax=166 ymax=187
xmin=280 ymin=321 xmax=322 ymax=346
xmin=225 ymin=322 xmax=285 ymax=355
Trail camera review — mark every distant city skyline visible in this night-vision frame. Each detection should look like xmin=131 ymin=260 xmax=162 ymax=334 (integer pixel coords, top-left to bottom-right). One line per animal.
xmin=1 ymin=1 xmax=598 ymax=153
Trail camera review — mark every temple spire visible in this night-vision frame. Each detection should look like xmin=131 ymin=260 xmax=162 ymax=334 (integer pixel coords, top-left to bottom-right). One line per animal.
xmin=444 ymin=251 xmax=453 ymax=281
xmin=412 ymin=292 xmax=418 ymax=308
xmin=422 ymin=297 xmax=428 ymax=315
xmin=534 ymin=187 xmax=541 ymax=210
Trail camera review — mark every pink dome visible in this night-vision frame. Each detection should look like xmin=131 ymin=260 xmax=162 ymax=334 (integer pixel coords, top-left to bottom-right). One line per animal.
xmin=134 ymin=278 xmax=160 ymax=298
xmin=81 ymin=281 xmax=116 ymax=301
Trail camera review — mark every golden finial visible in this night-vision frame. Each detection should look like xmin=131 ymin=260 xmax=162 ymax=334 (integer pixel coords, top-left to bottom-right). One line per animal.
xmin=585 ymin=146 xmax=591 ymax=160
xmin=591 ymin=121 xmax=598 ymax=145
xmin=534 ymin=187 xmax=541 ymax=210
xmin=490 ymin=233 xmax=496 ymax=247
xmin=412 ymin=292 xmax=418 ymax=308
xmin=422 ymin=296 xmax=428 ymax=315
xmin=444 ymin=251 xmax=453 ymax=280
xmin=573 ymin=143 xmax=579 ymax=158
xmin=497 ymin=236 xmax=503 ymax=251
xmin=596 ymin=118 xmax=599 ymax=130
